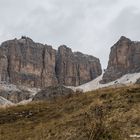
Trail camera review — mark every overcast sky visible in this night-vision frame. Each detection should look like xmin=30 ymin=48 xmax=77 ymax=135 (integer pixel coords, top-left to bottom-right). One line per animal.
xmin=0 ymin=0 xmax=140 ymax=68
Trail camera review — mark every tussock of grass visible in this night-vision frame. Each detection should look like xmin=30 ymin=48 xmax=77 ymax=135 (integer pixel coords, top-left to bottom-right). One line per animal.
xmin=0 ymin=85 xmax=140 ymax=140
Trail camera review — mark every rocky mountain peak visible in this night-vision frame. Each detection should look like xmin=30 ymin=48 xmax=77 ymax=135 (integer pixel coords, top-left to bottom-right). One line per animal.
xmin=21 ymin=36 xmax=33 ymax=41
xmin=58 ymin=45 xmax=69 ymax=50
xmin=0 ymin=37 xmax=102 ymax=87
xmin=58 ymin=45 xmax=73 ymax=55
xmin=101 ymin=36 xmax=140 ymax=83
xmin=119 ymin=36 xmax=131 ymax=42
xmin=110 ymin=36 xmax=132 ymax=51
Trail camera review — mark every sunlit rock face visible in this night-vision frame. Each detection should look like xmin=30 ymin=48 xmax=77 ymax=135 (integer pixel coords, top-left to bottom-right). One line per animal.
xmin=101 ymin=36 xmax=140 ymax=83
xmin=0 ymin=36 xmax=102 ymax=87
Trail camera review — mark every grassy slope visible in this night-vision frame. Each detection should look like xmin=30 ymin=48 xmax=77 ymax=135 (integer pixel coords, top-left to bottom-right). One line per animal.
xmin=0 ymin=85 xmax=140 ymax=140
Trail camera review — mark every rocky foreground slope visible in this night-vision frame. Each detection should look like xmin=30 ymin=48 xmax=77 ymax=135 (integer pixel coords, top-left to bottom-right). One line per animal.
xmin=0 ymin=85 xmax=139 ymax=140
xmin=102 ymin=36 xmax=140 ymax=83
xmin=0 ymin=36 xmax=102 ymax=88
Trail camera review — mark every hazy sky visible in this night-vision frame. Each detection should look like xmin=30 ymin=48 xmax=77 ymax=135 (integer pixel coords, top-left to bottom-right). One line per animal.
xmin=0 ymin=0 xmax=140 ymax=68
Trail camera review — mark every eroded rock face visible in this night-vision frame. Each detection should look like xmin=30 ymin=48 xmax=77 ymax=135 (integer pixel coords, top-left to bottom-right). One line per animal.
xmin=101 ymin=36 xmax=140 ymax=83
xmin=56 ymin=46 xmax=102 ymax=86
xmin=0 ymin=37 xmax=58 ymax=88
xmin=0 ymin=90 xmax=31 ymax=103
xmin=0 ymin=37 xmax=102 ymax=87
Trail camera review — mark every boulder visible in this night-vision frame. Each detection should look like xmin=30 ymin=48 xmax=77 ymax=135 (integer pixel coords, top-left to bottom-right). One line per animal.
xmin=33 ymin=85 xmax=74 ymax=101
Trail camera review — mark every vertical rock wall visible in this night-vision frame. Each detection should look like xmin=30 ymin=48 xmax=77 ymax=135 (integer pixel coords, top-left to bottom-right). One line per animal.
xmin=0 ymin=37 xmax=102 ymax=87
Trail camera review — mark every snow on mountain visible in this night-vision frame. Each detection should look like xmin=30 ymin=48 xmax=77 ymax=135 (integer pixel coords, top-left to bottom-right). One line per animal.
xmin=0 ymin=82 xmax=20 ymax=92
xmin=0 ymin=82 xmax=40 ymax=107
xmin=69 ymin=72 xmax=140 ymax=92
xmin=0 ymin=96 xmax=14 ymax=107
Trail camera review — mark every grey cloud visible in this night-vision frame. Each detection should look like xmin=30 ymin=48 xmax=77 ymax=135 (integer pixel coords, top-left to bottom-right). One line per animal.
xmin=0 ymin=0 xmax=140 ymax=68
xmin=109 ymin=6 xmax=140 ymax=40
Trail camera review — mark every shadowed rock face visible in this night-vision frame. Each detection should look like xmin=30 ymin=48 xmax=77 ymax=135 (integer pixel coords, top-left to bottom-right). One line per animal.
xmin=0 ymin=36 xmax=102 ymax=87
xmin=101 ymin=36 xmax=140 ymax=83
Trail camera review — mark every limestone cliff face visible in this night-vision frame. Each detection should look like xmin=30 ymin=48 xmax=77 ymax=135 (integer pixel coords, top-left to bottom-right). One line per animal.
xmin=56 ymin=46 xmax=102 ymax=86
xmin=0 ymin=37 xmax=102 ymax=87
xmin=101 ymin=36 xmax=140 ymax=83
xmin=0 ymin=37 xmax=57 ymax=87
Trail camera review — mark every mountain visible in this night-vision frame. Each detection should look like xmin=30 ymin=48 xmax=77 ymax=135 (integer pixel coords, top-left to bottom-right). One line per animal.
xmin=2 ymin=36 xmax=140 ymax=104
xmin=0 ymin=36 xmax=102 ymax=88
xmin=0 ymin=36 xmax=140 ymax=139
xmin=101 ymin=36 xmax=140 ymax=83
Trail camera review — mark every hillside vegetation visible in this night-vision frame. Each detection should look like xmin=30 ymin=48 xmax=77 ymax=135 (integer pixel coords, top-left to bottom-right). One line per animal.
xmin=0 ymin=85 xmax=140 ymax=140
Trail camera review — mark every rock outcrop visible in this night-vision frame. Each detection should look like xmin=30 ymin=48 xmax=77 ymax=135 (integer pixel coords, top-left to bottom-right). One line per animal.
xmin=0 ymin=90 xmax=31 ymax=103
xmin=101 ymin=36 xmax=140 ymax=83
xmin=135 ymin=78 xmax=140 ymax=84
xmin=0 ymin=36 xmax=57 ymax=87
xmin=0 ymin=36 xmax=102 ymax=87
xmin=33 ymin=85 xmax=74 ymax=101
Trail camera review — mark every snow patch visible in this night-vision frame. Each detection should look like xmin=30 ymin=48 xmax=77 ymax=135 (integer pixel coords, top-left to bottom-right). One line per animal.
xmin=0 ymin=82 xmax=40 ymax=106
xmin=69 ymin=72 xmax=140 ymax=92
xmin=0 ymin=82 xmax=20 ymax=91
xmin=0 ymin=96 xmax=14 ymax=107
xmin=18 ymin=98 xmax=32 ymax=105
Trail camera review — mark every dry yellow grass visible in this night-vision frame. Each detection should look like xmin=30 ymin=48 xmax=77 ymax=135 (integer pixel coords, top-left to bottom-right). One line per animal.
xmin=0 ymin=85 xmax=140 ymax=140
